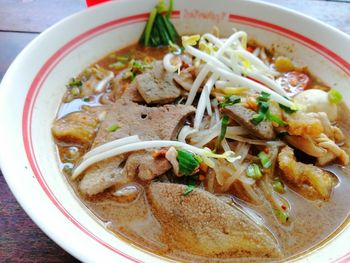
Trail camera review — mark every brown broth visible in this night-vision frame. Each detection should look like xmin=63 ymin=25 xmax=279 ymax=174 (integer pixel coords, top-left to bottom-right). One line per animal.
xmin=54 ymin=43 xmax=350 ymax=262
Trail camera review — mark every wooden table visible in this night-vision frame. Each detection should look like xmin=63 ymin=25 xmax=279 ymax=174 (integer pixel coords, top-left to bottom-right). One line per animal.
xmin=0 ymin=0 xmax=349 ymax=261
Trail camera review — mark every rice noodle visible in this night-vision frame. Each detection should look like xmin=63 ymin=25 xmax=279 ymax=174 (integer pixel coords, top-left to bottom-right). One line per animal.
xmin=178 ymin=125 xmax=197 ymax=143
xmin=240 ymin=180 xmax=263 ymax=204
xmin=207 ymin=65 xmax=293 ymax=107
xmin=73 ymin=139 xmax=240 ymax=179
xmin=226 ymin=126 xmax=250 ymax=137
xmin=185 ymin=31 xmax=248 ymax=106
xmin=225 ymin=134 xmax=285 ymax=146
xmin=252 ymin=47 xmax=260 ymax=57
xmin=94 ymin=71 xmax=114 ymax=93
xmin=83 ymin=135 xmax=141 ymax=160
xmin=221 ymin=139 xmax=231 ymax=152
xmin=221 ymin=162 xmax=249 ymax=191
xmin=163 ymin=53 xmax=181 ymax=72
xmin=247 ymin=71 xmax=288 ymax=97
xmin=194 ymin=73 xmax=218 ymax=129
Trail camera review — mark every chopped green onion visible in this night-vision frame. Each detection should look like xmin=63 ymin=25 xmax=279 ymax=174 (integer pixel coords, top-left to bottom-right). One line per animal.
xmin=177 ymin=149 xmax=200 ymax=176
xmin=273 ymin=209 xmax=289 ymax=224
xmin=266 ymin=112 xmax=287 ymax=126
xmin=194 ymin=155 xmax=203 ymax=164
xmin=246 ymin=164 xmax=263 ymax=179
xmin=215 ymin=115 xmax=230 ymax=150
xmin=71 ymin=87 xmax=80 ymax=96
xmin=166 ymin=0 xmax=173 ymax=19
xmin=68 ymin=78 xmax=82 ymax=88
xmin=182 ymin=35 xmax=200 ymax=46
xmin=256 ymin=91 xmax=270 ymax=103
xmin=183 ymin=179 xmax=196 ymax=196
xmin=328 ymin=89 xmax=343 ymax=104
xmin=108 ymin=61 xmax=125 ymax=70
xmin=219 ymin=96 xmax=241 ymax=107
xmin=251 ymin=92 xmax=287 ymax=126
xmin=272 ymin=179 xmax=285 ymax=193
xmin=116 ymin=55 xmax=129 ymax=62
xmin=258 ymin=151 xmax=272 ymax=168
xmin=279 ymin=104 xmax=297 ymax=114
xmin=123 ymin=71 xmax=135 ymax=81
xmin=259 ymin=101 xmax=269 ymax=113
xmin=183 ymin=185 xmax=195 ymax=196
xmin=106 ymin=124 xmax=120 ymax=132
xmin=83 ymin=97 xmax=90 ymax=102
xmin=130 ymin=60 xmax=152 ymax=73
xmin=251 ymin=112 xmax=265 ymax=125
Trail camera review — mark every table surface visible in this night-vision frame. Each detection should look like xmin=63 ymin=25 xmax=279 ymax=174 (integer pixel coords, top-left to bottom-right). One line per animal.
xmin=1 ymin=0 xmax=350 ymax=261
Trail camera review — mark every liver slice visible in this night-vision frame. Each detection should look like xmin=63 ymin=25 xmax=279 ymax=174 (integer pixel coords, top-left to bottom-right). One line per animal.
xmin=147 ymin=183 xmax=282 ymax=258
xmin=93 ymin=98 xmax=195 ymax=147
xmin=222 ymin=105 xmax=276 ymax=140
xmin=135 ymin=61 xmax=181 ymax=104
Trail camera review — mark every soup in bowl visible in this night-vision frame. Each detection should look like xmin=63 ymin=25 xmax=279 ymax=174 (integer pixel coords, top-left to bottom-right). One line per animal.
xmin=1 ymin=0 xmax=350 ymax=262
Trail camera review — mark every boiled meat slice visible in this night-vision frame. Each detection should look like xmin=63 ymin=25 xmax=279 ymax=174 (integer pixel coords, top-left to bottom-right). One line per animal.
xmin=147 ymin=183 xmax=282 ymax=258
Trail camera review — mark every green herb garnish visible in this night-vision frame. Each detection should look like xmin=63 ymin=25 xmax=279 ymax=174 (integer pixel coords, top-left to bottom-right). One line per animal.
xmin=251 ymin=93 xmax=288 ymax=126
xmin=106 ymin=124 xmax=120 ymax=132
xmin=177 ymin=149 xmax=200 ymax=176
xmin=183 ymin=179 xmax=196 ymax=196
xmin=130 ymin=60 xmax=152 ymax=73
xmin=251 ymin=100 xmax=269 ymax=125
xmin=116 ymin=55 xmax=129 ymax=62
xmin=266 ymin=112 xmax=287 ymax=126
xmin=258 ymin=151 xmax=272 ymax=168
xmin=273 ymin=209 xmax=289 ymax=224
xmin=256 ymin=91 xmax=270 ymax=103
xmin=219 ymin=96 xmax=241 ymax=107
xmin=68 ymin=78 xmax=82 ymax=88
xmin=246 ymin=163 xmax=263 ymax=179
xmin=251 ymin=113 xmax=265 ymax=125
xmin=279 ymin=103 xmax=297 ymax=114
xmin=108 ymin=61 xmax=126 ymax=70
xmin=215 ymin=115 xmax=230 ymax=150
xmin=139 ymin=0 xmax=179 ymax=47
xmin=328 ymin=89 xmax=343 ymax=104
xmin=83 ymin=97 xmax=90 ymax=102
xmin=70 ymin=87 xmax=80 ymax=96
xmin=123 ymin=71 xmax=136 ymax=81
xmin=272 ymin=179 xmax=285 ymax=193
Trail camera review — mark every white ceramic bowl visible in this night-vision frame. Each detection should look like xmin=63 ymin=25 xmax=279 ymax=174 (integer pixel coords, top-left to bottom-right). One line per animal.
xmin=1 ymin=0 xmax=350 ymax=262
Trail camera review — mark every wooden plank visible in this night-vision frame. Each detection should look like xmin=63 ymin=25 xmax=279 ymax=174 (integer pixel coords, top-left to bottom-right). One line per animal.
xmin=0 ymin=32 xmax=37 ymax=80
xmin=0 ymin=173 xmax=79 ymax=262
xmin=0 ymin=0 xmax=86 ymax=32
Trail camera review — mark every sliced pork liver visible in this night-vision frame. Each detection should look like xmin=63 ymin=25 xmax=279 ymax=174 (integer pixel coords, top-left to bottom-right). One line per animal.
xmin=135 ymin=61 xmax=181 ymax=104
xmin=222 ymin=105 xmax=275 ymax=140
xmin=93 ymin=98 xmax=195 ymax=146
xmin=147 ymin=183 xmax=282 ymax=258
